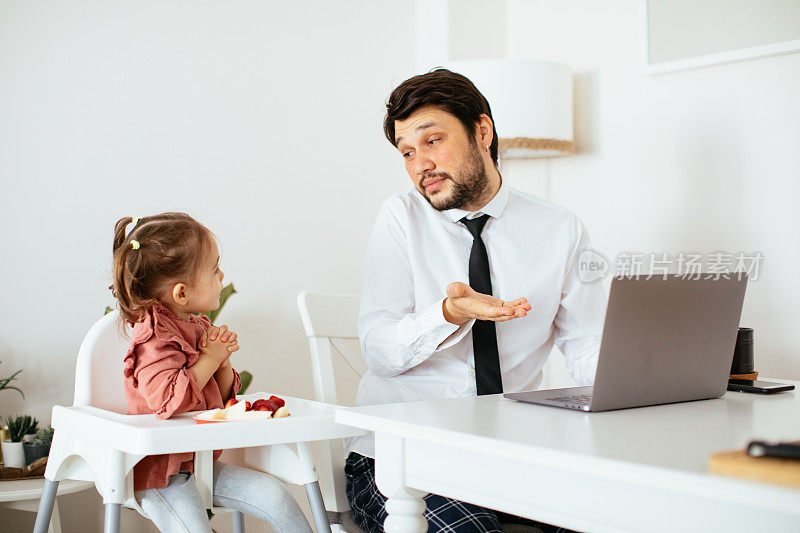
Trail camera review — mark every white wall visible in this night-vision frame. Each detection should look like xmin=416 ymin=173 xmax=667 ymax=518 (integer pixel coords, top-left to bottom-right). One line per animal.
xmin=0 ymin=1 xmax=415 ymax=530
xmin=505 ymin=0 xmax=800 ymax=380
xmin=2 ymin=0 xmax=798 ymax=529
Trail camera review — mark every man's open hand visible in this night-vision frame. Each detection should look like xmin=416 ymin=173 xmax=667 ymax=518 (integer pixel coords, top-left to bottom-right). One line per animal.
xmin=442 ymin=282 xmax=532 ymax=325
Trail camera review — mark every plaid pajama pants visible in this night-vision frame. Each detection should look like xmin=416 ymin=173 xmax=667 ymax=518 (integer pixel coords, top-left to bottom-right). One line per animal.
xmin=345 ymin=453 xmax=577 ymax=533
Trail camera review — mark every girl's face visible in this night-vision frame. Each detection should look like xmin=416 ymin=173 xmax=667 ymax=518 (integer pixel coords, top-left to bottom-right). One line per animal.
xmin=185 ymin=238 xmax=225 ymax=315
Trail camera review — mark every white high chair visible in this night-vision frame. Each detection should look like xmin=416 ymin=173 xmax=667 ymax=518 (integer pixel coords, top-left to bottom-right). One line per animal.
xmin=297 ymin=291 xmax=367 ymax=533
xmin=34 ymin=310 xmax=365 ymax=533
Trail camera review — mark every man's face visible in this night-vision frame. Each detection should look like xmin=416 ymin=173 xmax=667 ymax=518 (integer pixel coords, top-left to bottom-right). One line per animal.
xmin=394 ymin=106 xmax=489 ymax=211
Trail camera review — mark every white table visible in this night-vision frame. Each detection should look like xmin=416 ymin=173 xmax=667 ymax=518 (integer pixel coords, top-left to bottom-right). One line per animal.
xmin=35 ymin=393 xmax=367 ymax=533
xmin=335 ymin=383 xmax=800 ymax=533
xmin=0 ymin=478 xmax=93 ymax=533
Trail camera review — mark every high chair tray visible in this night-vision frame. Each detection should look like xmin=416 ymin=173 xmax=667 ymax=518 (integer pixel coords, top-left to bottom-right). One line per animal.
xmin=51 ymin=393 xmax=367 ymax=455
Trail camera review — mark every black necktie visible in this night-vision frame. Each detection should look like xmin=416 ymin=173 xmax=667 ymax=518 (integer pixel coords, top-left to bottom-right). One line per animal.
xmin=461 ymin=215 xmax=503 ymax=395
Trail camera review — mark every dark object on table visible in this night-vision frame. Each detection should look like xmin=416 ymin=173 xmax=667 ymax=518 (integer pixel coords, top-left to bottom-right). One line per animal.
xmin=23 ymin=427 xmax=53 ymax=465
xmin=727 ymin=379 xmax=795 ymax=394
xmin=23 ymin=442 xmax=50 ymax=465
xmin=730 ymin=327 xmax=758 ymax=380
xmin=747 ymin=441 xmax=800 ymax=460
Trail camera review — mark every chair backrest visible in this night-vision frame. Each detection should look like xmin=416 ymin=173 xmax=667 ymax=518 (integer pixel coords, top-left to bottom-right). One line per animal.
xmin=73 ymin=310 xmax=130 ymax=413
xmin=297 ymin=291 xmax=365 ymax=513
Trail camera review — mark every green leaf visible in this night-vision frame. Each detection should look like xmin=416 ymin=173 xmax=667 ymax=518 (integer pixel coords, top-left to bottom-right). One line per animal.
xmin=32 ymin=427 xmax=54 ymax=445
xmin=0 ymin=365 xmax=24 ymax=399
xmin=2 ymin=386 xmax=24 ymax=399
xmin=202 ymin=283 xmax=237 ymax=324
xmin=6 ymin=415 xmax=39 ymax=442
xmin=104 ymin=306 xmax=114 ymax=315
xmin=238 ymin=370 xmax=252 ymax=395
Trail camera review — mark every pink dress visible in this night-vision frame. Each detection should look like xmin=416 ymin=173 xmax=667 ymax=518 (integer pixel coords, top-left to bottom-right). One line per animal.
xmin=123 ymin=305 xmax=241 ymax=490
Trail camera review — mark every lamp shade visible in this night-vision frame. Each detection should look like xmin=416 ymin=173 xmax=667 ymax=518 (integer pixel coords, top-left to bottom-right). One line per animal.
xmin=445 ymin=59 xmax=574 ymax=159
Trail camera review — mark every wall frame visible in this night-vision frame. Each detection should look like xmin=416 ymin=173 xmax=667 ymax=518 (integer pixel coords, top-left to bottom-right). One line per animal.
xmin=642 ymin=0 xmax=800 ymax=74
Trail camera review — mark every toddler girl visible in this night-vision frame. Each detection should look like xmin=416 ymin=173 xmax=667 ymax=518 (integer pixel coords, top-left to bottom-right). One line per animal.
xmin=111 ymin=212 xmax=312 ymax=533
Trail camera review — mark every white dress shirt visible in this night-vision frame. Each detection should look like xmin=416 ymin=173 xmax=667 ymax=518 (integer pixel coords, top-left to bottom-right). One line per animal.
xmin=349 ymin=181 xmax=607 ymax=458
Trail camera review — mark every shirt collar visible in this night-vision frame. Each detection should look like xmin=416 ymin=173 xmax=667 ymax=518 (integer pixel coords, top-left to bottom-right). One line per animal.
xmin=444 ymin=179 xmax=509 ymax=223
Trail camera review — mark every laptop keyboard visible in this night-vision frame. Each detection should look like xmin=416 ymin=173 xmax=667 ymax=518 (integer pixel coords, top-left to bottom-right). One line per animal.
xmin=546 ymin=394 xmax=592 ymax=406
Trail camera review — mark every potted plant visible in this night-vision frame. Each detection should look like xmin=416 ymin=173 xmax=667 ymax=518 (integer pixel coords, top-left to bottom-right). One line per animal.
xmin=23 ymin=426 xmax=54 ymax=465
xmin=2 ymin=415 xmax=38 ymax=468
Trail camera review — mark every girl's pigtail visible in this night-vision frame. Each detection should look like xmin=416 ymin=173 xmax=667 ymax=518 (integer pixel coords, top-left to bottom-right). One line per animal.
xmin=113 ymin=217 xmax=133 ymax=252
xmin=111 ymin=217 xmax=138 ymax=323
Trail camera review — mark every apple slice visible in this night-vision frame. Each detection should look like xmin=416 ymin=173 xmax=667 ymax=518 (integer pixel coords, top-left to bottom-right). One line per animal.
xmin=225 ymin=400 xmax=247 ymax=420
xmin=238 ymin=410 xmax=273 ymax=420
xmin=273 ymin=406 xmax=290 ymax=418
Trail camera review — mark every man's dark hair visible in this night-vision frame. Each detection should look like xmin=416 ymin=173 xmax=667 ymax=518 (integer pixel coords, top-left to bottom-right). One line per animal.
xmin=383 ymin=68 xmax=499 ymax=167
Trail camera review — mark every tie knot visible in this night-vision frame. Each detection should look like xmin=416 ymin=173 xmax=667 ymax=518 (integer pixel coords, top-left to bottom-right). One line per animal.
xmin=461 ymin=214 xmax=490 ymax=239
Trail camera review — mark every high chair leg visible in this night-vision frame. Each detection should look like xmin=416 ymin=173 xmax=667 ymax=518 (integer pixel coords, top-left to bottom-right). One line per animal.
xmin=232 ymin=510 xmax=245 ymax=533
xmin=305 ymin=481 xmax=332 ymax=533
xmin=33 ymin=479 xmax=59 ymax=533
xmin=104 ymin=503 xmax=121 ymax=533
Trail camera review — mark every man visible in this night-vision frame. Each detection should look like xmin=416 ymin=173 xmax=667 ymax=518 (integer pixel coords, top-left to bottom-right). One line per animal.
xmin=346 ymin=69 xmax=606 ymax=532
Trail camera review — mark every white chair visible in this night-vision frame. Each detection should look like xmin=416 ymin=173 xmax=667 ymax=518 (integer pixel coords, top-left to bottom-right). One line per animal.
xmin=297 ymin=293 xmax=541 ymax=533
xmin=34 ymin=310 xmax=332 ymax=533
xmin=297 ymin=291 xmax=366 ymax=533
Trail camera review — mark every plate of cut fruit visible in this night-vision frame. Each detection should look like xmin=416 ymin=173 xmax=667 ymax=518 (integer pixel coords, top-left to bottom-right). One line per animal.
xmin=193 ymin=395 xmax=291 ymax=424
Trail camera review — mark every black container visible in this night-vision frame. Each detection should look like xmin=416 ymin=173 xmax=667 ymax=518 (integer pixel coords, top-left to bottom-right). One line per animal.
xmin=731 ymin=327 xmax=754 ymax=374
xmin=23 ymin=442 xmax=50 ymax=465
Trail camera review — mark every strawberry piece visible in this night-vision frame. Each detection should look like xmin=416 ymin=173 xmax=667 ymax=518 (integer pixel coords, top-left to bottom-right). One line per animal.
xmin=269 ymin=395 xmax=286 ymax=408
xmin=266 ymin=400 xmax=280 ymax=412
xmin=244 ymin=401 xmax=252 ymax=411
xmin=224 ymin=398 xmax=238 ymax=409
xmin=251 ymin=399 xmax=270 ymax=411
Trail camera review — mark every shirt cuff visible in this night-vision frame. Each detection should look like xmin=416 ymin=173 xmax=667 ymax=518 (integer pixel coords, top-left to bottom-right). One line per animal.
xmin=155 ymin=367 xmax=204 ymax=419
xmin=416 ymin=297 xmax=475 ymax=352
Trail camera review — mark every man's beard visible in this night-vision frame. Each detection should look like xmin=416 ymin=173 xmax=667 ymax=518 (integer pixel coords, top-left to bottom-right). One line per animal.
xmin=420 ymin=141 xmax=489 ymax=212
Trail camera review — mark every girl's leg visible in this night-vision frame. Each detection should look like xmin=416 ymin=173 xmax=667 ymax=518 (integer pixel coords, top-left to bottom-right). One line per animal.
xmin=136 ymin=472 xmax=213 ymax=533
xmin=212 ymin=461 xmax=313 ymax=533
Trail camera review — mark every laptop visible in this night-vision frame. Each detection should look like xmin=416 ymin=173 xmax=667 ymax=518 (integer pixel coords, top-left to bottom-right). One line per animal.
xmin=504 ymin=274 xmax=748 ymax=412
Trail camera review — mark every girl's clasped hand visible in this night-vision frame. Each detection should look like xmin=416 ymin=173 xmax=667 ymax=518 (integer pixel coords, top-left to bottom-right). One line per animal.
xmin=200 ymin=324 xmax=239 ymax=359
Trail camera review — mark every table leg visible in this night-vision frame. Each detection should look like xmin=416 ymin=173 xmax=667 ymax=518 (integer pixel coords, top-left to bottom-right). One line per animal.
xmin=374 ymin=433 xmax=428 ymax=533
xmin=305 ymin=480 xmax=333 ymax=533
xmin=49 ymin=498 xmax=62 ymax=533
xmin=384 ymin=487 xmax=427 ymax=533
xmin=33 ymin=478 xmax=59 ymax=533
xmin=104 ymin=503 xmax=121 ymax=533
xmin=231 ymin=510 xmax=245 ymax=533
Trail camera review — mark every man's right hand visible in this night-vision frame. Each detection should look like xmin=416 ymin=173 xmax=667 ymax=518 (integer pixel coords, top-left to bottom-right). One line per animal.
xmin=442 ymin=282 xmax=532 ymax=325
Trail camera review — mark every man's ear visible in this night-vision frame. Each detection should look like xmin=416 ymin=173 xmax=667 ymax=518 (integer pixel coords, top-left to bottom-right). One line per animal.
xmin=170 ymin=282 xmax=189 ymax=307
xmin=475 ymin=114 xmax=495 ymax=150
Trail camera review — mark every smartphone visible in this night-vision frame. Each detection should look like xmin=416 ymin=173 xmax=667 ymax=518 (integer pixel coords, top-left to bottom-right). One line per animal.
xmin=727 ymin=379 xmax=795 ymax=394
